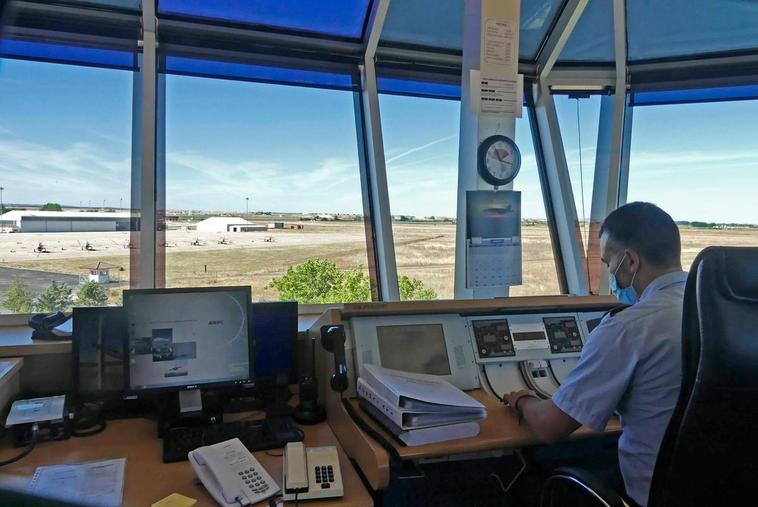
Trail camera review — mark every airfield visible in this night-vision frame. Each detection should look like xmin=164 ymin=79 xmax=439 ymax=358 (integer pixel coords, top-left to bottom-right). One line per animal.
xmin=0 ymin=220 xmax=756 ymax=307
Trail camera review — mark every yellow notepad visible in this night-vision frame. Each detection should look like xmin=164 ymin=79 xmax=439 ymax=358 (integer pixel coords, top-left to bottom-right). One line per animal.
xmin=151 ymin=493 xmax=197 ymax=507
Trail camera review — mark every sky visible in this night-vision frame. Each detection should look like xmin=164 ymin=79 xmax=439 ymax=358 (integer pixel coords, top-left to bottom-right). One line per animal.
xmin=1 ymin=58 xmax=757 ymax=224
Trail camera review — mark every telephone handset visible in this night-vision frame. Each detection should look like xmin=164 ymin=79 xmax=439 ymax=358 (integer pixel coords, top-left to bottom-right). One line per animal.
xmin=283 ymin=442 xmax=344 ymax=501
xmin=189 ymin=438 xmax=280 ymax=506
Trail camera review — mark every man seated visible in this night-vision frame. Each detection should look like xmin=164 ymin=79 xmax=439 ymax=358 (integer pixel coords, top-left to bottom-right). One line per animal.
xmin=504 ymin=202 xmax=687 ymax=507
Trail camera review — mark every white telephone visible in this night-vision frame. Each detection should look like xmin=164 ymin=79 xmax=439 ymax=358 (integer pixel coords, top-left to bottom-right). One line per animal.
xmin=189 ymin=438 xmax=280 ymax=506
xmin=283 ymin=442 xmax=344 ymax=501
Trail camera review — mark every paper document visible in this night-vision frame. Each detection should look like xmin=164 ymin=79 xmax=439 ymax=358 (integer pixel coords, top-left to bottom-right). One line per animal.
xmin=470 ymin=70 xmax=523 ymax=117
xmin=28 ymin=458 xmax=126 ymax=507
xmin=483 ymin=18 xmax=516 ymax=66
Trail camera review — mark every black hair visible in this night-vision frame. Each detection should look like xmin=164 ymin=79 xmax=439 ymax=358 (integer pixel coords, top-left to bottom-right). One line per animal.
xmin=600 ymin=202 xmax=681 ymax=267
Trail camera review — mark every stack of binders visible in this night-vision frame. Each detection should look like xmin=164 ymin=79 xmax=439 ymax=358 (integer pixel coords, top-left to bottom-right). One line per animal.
xmin=357 ymin=364 xmax=486 ymax=446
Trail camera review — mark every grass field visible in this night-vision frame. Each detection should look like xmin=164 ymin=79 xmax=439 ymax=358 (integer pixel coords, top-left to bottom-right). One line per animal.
xmin=1 ymin=221 xmax=757 ymax=307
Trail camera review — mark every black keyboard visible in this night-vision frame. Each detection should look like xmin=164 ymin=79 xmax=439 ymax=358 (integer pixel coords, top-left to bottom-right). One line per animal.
xmin=162 ymin=416 xmax=303 ymax=463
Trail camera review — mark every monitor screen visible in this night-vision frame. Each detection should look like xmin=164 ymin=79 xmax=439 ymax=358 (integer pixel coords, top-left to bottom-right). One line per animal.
xmin=376 ymin=324 xmax=452 ymax=376
xmin=124 ymin=286 xmax=252 ymax=392
xmin=251 ymin=301 xmax=297 ymax=379
xmin=72 ymin=306 xmax=126 ymax=400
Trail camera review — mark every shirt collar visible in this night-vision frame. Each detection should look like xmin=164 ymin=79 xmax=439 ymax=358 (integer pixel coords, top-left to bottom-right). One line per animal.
xmin=639 ymin=270 xmax=688 ymax=302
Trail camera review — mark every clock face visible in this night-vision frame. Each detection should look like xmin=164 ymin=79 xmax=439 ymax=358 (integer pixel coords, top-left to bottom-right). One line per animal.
xmin=477 ymin=135 xmax=521 ymax=186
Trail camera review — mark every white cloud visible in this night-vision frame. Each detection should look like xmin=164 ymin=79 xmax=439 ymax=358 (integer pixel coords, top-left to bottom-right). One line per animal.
xmin=385 ymin=135 xmax=457 ymax=164
xmin=0 ymin=138 xmax=130 ymax=206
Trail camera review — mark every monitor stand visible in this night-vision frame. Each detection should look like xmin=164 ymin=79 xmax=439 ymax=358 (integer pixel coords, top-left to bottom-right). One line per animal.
xmin=156 ymin=389 xmax=223 ymax=438
xmin=179 ymin=389 xmax=203 ymax=417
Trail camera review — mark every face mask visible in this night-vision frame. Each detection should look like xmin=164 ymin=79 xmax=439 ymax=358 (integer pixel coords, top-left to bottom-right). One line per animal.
xmin=609 ymin=252 xmax=639 ymax=305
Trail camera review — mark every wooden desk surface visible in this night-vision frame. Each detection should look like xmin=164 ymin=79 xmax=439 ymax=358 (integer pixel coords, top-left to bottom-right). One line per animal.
xmin=348 ymin=389 xmax=622 ymax=460
xmin=0 ymin=417 xmax=373 ymax=507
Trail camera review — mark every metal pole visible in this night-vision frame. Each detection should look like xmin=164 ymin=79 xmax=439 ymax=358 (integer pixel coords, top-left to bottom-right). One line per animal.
xmin=359 ymin=0 xmax=399 ymax=301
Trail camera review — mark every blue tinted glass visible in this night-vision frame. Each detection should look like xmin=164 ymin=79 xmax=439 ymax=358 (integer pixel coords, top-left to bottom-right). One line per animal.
xmin=628 ymin=0 xmax=758 ymax=61
xmin=632 ymin=85 xmax=758 ymax=107
xmin=559 ymin=0 xmax=613 ymax=62
xmin=0 ymin=40 xmax=136 ymax=69
xmin=378 ymin=76 xmax=461 ymax=100
xmin=379 ymin=0 xmax=562 ymax=60
xmin=158 ymin=0 xmax=371 ymax=39
xmin=520 ymin=0 xmax=563 ymax=59
xmin=164 ymin=56 xmax=355 ymax=90
xmin=381 ymin=0 xmax=462 ymax=50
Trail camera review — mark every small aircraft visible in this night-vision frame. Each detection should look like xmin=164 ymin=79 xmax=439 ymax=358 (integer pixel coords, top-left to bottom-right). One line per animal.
xmin=190 ymin=238 xmax=205 ymax=246
xmin=77 ymin=240 xmax=96 ymax=251
xmin=218 ymin=237 xmax=232 ymax=245
xmin=35 ymin=242 xmax=49 ymax=254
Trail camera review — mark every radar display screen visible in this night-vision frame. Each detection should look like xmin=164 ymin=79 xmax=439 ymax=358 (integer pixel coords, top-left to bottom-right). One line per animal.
xmin=543 ymin=317 xmax=583 ymax=353
xmin=471 ymin=320 xmax=515 ymax=358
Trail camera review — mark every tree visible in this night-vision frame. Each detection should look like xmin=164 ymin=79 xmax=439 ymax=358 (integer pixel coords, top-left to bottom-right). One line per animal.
xmin=35 ymin=280 xmax=73 ymax=312
xmin=266 ymin=259 xmax=436 ymax=303
xmin=39 ymin=203 xmax=63 ymax=211
xmin=77 ymin=281 xmax=109 ymax=307
xmin=331 ymin=267 xmax=372 ymax=303
xmin=266 ymin=259 xmax=362 ymax=303
xmin=399 ymin=275 xmax=437 ymax=301
xmin=2 ymin=278 xmax=35 ymax=313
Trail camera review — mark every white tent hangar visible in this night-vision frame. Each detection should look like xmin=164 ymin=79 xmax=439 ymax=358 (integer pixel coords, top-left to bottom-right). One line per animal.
xmin=195 ymin=216 xmax=266 ymax=233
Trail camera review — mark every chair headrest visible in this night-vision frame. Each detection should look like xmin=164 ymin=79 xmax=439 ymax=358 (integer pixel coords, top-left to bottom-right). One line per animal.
xmin=700 ymin=247 xmax=758 ymax=303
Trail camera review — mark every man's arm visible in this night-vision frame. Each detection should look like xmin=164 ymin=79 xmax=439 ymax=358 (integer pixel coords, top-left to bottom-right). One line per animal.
xmin=503 ymin=390 xmax=581 ymax=444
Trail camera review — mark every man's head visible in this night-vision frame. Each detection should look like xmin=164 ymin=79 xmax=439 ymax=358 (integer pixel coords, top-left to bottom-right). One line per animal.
xmin=600 ymin=202 xmax=682 ymax=301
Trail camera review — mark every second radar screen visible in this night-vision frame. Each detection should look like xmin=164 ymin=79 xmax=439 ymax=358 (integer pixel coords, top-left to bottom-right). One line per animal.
xmin=543 ymin=317 xmax=583 ymax=354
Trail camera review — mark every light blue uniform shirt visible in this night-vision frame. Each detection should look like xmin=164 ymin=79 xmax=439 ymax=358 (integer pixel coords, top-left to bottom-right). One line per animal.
xmin=552 ymin=270 xmax=688 ymax=506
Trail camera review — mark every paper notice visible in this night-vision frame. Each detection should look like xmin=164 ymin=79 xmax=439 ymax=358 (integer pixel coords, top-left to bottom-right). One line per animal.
xmin=483 ymin=19 xmax=516 ymax=67
xmin=467 ymin=238 xmax=523 ymax=288
xmin=471 ymin=70 xmax=523 ymax=118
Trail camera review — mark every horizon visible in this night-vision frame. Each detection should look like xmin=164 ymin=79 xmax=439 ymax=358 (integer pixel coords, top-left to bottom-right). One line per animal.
xmin=1 ymin=203 xmax=756 ymax=227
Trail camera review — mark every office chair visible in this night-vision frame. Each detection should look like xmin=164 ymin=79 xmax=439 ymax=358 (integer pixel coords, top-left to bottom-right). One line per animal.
xmin=540 ymin=247 xmax=758 ymax=507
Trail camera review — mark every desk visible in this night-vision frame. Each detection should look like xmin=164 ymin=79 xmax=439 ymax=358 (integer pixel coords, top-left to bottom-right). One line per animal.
xmin=324 ymin=387 xmax=621 ymax=490
xmin=0 ymin=418 xmax=373 ymax=507
xmin=346 ymin=389 xmax=622 ymax=461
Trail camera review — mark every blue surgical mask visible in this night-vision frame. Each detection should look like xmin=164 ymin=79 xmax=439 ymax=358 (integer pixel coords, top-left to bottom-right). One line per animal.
xmin=609 ymin=252 xmax=639 ymax=305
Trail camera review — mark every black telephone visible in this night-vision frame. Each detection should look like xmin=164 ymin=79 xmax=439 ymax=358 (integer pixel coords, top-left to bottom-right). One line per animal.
xmin=28 ymin=311 xmax=71 ymax=341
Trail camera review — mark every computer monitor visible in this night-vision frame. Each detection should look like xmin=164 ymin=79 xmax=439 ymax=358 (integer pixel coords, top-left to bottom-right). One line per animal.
xmin=72 ymin=306 xmax=127 ymax=402
xmin=251 ymin=301 xmax=297 ymax=380
xmin=124 ymin=286 xmax=253 ymax=393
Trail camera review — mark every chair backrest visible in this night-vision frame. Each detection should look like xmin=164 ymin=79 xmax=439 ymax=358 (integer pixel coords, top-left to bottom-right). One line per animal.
xmin=649 ymin=246 xmax=758 ymax=506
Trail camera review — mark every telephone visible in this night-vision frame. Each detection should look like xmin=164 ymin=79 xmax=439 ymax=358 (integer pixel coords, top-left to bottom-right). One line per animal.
xmin=283 ymin=442 xmax=344 ymax=501
xmin=189 ymin=438 xmax=280 ymax=506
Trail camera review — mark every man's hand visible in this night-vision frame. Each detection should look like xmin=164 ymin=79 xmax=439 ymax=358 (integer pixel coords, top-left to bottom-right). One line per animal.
xmin=502 ymin=389 xmax=539 ymax=410
xmin=502 ymin=389 xmax=581 ymax=443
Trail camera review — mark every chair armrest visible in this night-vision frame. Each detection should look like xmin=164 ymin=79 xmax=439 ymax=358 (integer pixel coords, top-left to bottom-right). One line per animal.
xmin=540 ymin=466 xmax=631 ymax=507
